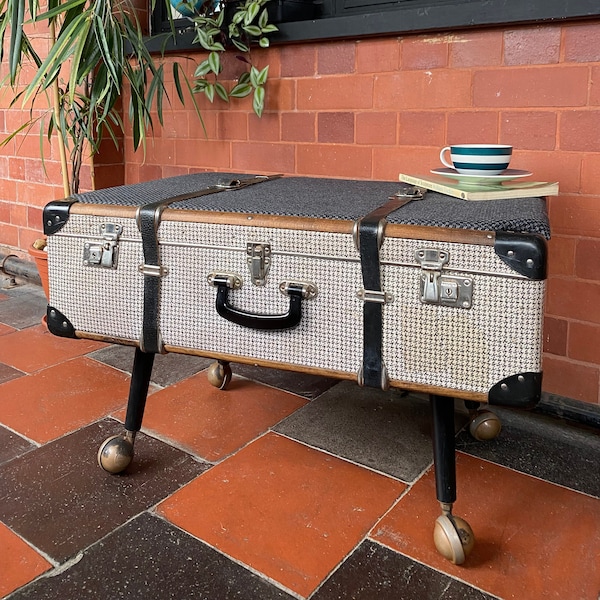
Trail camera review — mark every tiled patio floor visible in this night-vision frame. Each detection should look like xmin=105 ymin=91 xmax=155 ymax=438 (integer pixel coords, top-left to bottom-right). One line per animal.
xmin=1 ymin=283 xmax=599 ymax=599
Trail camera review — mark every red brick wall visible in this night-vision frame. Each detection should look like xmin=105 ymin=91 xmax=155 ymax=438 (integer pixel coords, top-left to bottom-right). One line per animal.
xmin=1 ymin=20 xmax=599 ymax=406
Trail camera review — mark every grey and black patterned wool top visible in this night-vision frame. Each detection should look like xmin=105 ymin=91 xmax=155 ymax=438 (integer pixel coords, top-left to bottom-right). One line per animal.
xmin=72 ymin=172 xmax=551 ymax=239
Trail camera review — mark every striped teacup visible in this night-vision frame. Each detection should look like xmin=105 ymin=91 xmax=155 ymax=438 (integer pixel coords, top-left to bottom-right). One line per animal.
xmin=440 ymin=144 xmax=512 ymax=175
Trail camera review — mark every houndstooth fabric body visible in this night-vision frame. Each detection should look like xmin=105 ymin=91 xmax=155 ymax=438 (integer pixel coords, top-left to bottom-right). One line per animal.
xmin=48 ymin=212 xmax=545 ymax=396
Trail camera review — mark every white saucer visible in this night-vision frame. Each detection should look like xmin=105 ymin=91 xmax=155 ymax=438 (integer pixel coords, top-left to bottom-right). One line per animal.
xmin=431 ymin=168 xmax=532 ymax=185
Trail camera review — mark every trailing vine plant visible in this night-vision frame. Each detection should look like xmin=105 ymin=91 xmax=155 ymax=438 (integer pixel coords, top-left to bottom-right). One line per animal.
xmin=175 ymin=0 xmax=278 ymax=117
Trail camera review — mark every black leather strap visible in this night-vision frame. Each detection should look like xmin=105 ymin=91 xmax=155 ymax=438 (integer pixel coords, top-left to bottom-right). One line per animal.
xmin=137 ymin=174 xmax=282 ymax=353
xmin=357 ymin=187 xmax=426 ymax=388
xmin=138 ymin=203 xmax=163 ymax=353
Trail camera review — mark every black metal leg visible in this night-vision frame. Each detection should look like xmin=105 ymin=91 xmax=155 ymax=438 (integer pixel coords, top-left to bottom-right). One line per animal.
xmin=124 ymin=348 xmax=155 ymax=433
xmin=464 ymin=400 xmax=481 ymax=412
xmin=430 ymin=394 xmax=475 ymax=564
xmin=97 ymin=348 xmax=155 ymax=474
xmin=430 ymin=394 xmax=456 ymax=505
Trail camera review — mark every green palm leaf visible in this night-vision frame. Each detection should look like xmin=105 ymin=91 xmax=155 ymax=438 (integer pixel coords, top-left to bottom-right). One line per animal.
xmin=22 ymin=11 xmax=88 ymax=102
xmin=33 ymin=0 xmax=86 ymax=22
xmin=67 ymin=13 xmax=92 ymax=104
xmin=8 ymin=0 xmax=25 ymax=83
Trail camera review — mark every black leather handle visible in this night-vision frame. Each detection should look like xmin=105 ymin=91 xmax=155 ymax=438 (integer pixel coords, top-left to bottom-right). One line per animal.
xmin=215 ymin=284 xmax=303 ymax=330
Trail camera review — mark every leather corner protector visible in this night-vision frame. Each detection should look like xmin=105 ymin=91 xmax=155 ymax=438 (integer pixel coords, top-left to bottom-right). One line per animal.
xmin=43 ymin=199 xmax=77 ymax=235
xmin=494 ymin=231 xmax=547 ymax=280
xmin=488 ymin=372 xmax=542 ymax=409
xmin=46 ymin=306 xmax=76 ymax=338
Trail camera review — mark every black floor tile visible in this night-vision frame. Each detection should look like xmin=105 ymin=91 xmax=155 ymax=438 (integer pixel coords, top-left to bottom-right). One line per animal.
xmin=456 ymin=407 xmax=600 ymax=498
xmin=274 ymin=381 xmax=467 ymax=482
xmin=313 ymin=540 xmax=496 ymax=600
xmin=231 ymin=363 xmax=339 ymax=399
xmin=0 ymin=361 xmax=24 ymax=384
xmin=0 ymin=424 xmax=34 ymax=466
xmin=0 ymin=420 xmax=208 ymax=562
xmin=89 ymin=345 xmax=213 ymax=387
xmin=89 ymin=347 xmax=338 ymax=397
xmin=10 ymin=512 xmax=295 ymax=600
xmin=0 ymin=284 xmax=47 ymax=330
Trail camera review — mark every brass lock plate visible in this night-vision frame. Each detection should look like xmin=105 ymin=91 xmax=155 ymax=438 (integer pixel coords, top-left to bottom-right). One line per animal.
xmin=421 ymin=274 xmax=473 ymax=308
xmin=416 ymin=248 xmax=473 ymax=309
xmin=83 ymin=223 xmax=122 ymax=269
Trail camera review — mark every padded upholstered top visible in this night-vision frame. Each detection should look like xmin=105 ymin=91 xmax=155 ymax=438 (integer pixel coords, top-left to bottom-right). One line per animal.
xmin=72 ymin=173 xmax=551 ymax=239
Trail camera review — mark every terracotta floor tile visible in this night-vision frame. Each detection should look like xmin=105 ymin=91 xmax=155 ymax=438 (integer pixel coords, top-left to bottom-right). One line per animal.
xmin=114 ymin=371 xmax=308 ymax=461
xmin=158 ymin=432 xmax=405 ymax=598
xmin=0 ymin=322 xmax=16 ymax=336
xmin=0 ymin=357 xmax=131 ymax=443
xmin=0 ymin=324 xmax=106 ymax=373
xmin=371 ymin=452 xmax=600 ymax=600
xmin=0 ymin=522 xmax=52 ymax=597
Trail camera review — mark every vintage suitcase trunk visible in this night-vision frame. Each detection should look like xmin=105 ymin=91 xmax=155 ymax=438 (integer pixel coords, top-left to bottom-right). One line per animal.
xmin=43 ymin=172 xmax=549 ymax=404
xmin=42 ymin=172 xmax=550 ymax=565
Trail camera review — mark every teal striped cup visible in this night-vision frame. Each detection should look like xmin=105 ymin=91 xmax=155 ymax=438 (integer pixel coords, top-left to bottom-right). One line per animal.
xmin=440 ymin=144 xmax=512 ymax=175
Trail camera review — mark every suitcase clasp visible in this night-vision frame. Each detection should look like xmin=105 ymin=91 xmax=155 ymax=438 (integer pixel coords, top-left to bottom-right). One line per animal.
xmin=415 ymin=248 xmax=473 ymax=309
xmin=83 ymin=223 xmax=122 ymax=269
xmin=247 ymin=242 xmax=271 ymax=286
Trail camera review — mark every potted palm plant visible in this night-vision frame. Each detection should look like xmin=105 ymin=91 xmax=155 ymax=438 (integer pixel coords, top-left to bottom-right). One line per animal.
xmin=0 ymin=0 xmax=200 ymax=297
xmin=0 ymin=0 xmax=198 ymax=197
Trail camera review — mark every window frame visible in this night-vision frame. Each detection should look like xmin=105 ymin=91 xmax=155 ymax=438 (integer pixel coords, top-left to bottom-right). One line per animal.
xmin=147 ymin=0 xmax=600 ymax=53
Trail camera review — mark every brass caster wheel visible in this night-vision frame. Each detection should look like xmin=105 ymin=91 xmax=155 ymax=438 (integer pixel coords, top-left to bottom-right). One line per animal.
xmin=207 ymin=361 xmax=232 ymax=390
xmin=469 ymin=409 xmax=501 ymax=441
xmin=97 ymin=434 xmax=135 ymax=474
xmin=433 ymin=514 xmax=475 ymax=565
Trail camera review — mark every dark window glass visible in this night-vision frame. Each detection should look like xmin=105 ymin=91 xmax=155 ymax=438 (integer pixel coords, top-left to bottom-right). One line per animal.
xmin=148 ymin=0 xmax=600 ymax=51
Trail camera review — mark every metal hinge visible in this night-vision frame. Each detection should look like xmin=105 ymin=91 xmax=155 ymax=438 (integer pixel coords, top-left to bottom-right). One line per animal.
xmin=357 ymin=364 xmax=389 ymax=390
xmin=356 ymin=289 xmax=394 ymax=304
xmin=83 ymin=223 xmax=122 ymax=269
xmin=207 ymin=272 xmax=243 ymax=290
xmin=138 ymin=264 xmax=169 ymax=277
xmin=415 ymin=248 xmax=473 ymax=309
xmin=392 ymin=185 xmax=427 ymax=200
xmin=247 ymin=242 xmax=271 ymax=286
xmin=279 ymin=280 xmax=318 ymax=300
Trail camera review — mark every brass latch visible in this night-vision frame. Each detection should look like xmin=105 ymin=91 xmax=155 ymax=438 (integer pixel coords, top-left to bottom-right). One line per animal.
xmin=247 ymin=242 xmax=271 ymax=286
xmin=83 ymin=223 xmax=122 ymax=269
xmin=415 ymin=248 xmax=473 ymax=309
